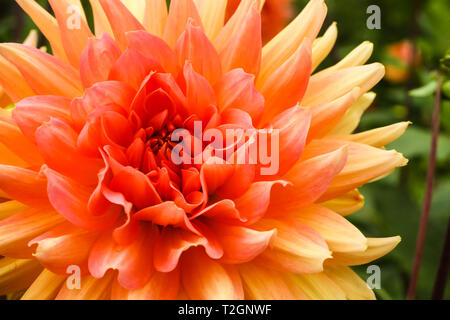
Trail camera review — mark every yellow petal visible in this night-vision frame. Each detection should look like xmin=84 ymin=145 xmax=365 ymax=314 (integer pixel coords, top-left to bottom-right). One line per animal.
xmin=329 ymin=92 xmax=376 ymax=135
xmin=55 ymin=272 xmax=114 ymax=300
xmin=121 ymin=0 xmax=146 ymax=23
xmin=321 ymin=189 xmax=365 ymax=216
xmin=15 ymin=0 xmax=68 ymax=61
xmin=327 ymin=236 xmax=401 ymax=266
xmin=302 ymin=63 xmax=385 ymax=106
xmin=89 ymin=0 xmax=114 ymax=37
xmin=294 ymin=205 xmax=367 ymax=253
xmin=312 ymin=22 xmax=337 ymax=72
xmin=317 ymin=41 xmax=374 ymax=77
xmin=22 ymin=30 xmax=39 ymax=47
xmin=238 ymin=263 xmax=295 ymax=299
xmin=0 ymin=257 xmax=42 ymax=295
xmin=284 ymin=272 xmax=346 ymax=300
xmin=143 ymin=0 xmax=168 ymax=37
xmin=332 ymin=122 xmax=411 ymax=148
xmin=257 ymin=0 xmax=327 ymax=87
xmin=21 ymin=268 xmax=66 ymax=300
xmin=194 ymin=0 xmax=227 ymax=40
xmin=0 ymin=200 xmax=28 ymax=221
xmin=324 ymin=266 xmax=375 ymax=300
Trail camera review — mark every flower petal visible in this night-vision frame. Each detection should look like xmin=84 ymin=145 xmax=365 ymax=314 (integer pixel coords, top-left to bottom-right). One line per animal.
xmin=143 ymin=0 xmax=168 ymax=37
xmin=21 ymin=269 xmax=66 ymax=300
xmin=0 ymin=258 xmax=43 ymax=295
xmin=324 ymin=266 xmax=375 ymax=300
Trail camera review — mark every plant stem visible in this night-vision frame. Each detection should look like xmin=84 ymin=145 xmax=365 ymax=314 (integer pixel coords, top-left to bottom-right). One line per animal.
xmin=407 ymin=74 xmax=442 ymax=300
xmin=432 ymin=219 xmax=450 ymax=299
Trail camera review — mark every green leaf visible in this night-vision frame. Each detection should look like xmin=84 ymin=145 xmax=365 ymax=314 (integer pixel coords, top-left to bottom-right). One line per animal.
xmin=409 ymin=81 xmax=437 ymax=98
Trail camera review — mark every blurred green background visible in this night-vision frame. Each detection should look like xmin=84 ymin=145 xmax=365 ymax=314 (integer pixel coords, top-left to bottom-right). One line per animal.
xmin=0 ymin=0 xmax=449 ymax=300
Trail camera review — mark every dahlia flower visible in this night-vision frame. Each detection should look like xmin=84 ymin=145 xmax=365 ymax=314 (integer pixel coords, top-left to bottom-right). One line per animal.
xmin=0 ymin=0 xmax=408 ymax=300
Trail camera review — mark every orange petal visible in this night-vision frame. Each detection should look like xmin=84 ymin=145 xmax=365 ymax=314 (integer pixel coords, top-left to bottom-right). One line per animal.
xmin=293 ymin=205 xmax=367 ymax=253
xmin=327 ymin=236 xmax=401 ymax=266
xmin=0 ymin=117 xmax=44 ymax=166
xmin=183 ymin=62 xmax=217 ymax=121
xmin=238 ymin=263 xmax=295 ymax=299
xmin=307 ymin=88 xmax=360 ymax=142
xmin=163 ymin=0 xmax=203 ymax=48
xmin=234 ymin=180 xmax=289 ymax=225
xmin=219 ymin=1 xmax=261 ymax=77
xmin=80 ymin=33 xmax=121 ymax=88
xmin=254 ymin=217 xmax=331 ymax=274
xmin=267 ymin=147 xmax=347 ymax=216
xmin=98 ymin=0 xmax=145 ymax=50
xmin=44 ymin=167 xmax=119 ymax=231
xmin=0 ymin=44 xmax=82 ymax=97
xmin=175 ymin=20 xmax=222 ymax=84
xmin=88 ymin=225 xmax=157 ymax=290
xmin=55 ymin=272 xmax=114 ymax=300
xmin=181 ymin=248 xmax=244 ymax=300
xmin=108 ymin=48 xmax=163 ymax=90
xmin=126 ymin=31 xmax=178 ymax=75
xmin=0 ymin=200 xmax=28 ymax=221
xmin=143 ymin=0 xmax=168 ymax=37
xmin=0 ymin=166 xmax=50 ymax=208
xmin=49 ymin=0 xmax=93 ymax=68
xmin=258 ymin=39 xmax=311 ymax=125
xmin=134 ymin=201 xmax=185 ymax=227
xmin=89 ymin=0 xmax=114 ymax=37
xmin=194 ymin=0 xmax=227 ymax=40
xmin=21 ymin=269 xmax=66 ymax=300
xmin=0 ymin=208 xmax=64 ymax=259
xmin=13 ymin=95 xmax=72 ymax=143
xmin=111 ymin=268 xmax=180 ymax=300
xmin=0 ymin=55 xmax=35 ymax=103
xmin=30 ymin=222 xmax=98 ymax=275
xmin=215 ymin=69 xmax=264 ymax=121
xmin=15 ymin=0 xmax=68 ymax=61
xmin=208 ymin=222 xmax=275 ymax=264
xmin=35 ymin=118 xmax=103 ymax=186
xmin=259 ymin=0 xmax=326 ymax=85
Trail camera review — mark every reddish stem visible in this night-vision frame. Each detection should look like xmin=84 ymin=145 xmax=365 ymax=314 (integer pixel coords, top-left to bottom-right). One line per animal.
xmin=432 ymin=218 xmax=450 ymax=299
xmin=407 ymin=74 xmax=442 ymax=300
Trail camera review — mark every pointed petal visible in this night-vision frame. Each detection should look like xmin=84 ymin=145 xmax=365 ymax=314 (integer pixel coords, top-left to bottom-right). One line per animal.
xmin=35 ymin=118 xmax=103 ymax=186
xmin=121 ymin=0 xmax=146 ymax=22
xmin=321 ymin=189 xmax=365 ymax=216
xmin=175 ymin=21 xmax=222 ymax=84
xmin=324 ymin=266 xmax=375 ymax=300
xmin=238 ymin=263 xmax=295 ymax=299
xmin=111 ymin=268 xmax=180 ymax=300
xmin=302 ymin=63 xmax=385 ymax=106
xmin=0 ymin=166 xmax=50 ymax=208
xmin=80 ymin=33 xmax=121 ymax=88
xmin=267 ymin=147 xmax=347 ymax=215
xmin=21 ymin=269 xmax=66 ymax=300
xmin=193 ymin=0 xmax=227 ymax=40
xmin=143 ymin=0 xmax=168 ymax=37
xmin=163 ymin=0 xmax=203 ymax=48
xmin=181 ymin=248 xmax=244 ymax=300
xmin=259 ymin=0 xmax=326 ymax=86
xmin=30 ymin=223 xmax=98 ymax=274
xmin=89 ymin=0 xmax=114 ymax=37
xmin=294 ymin=205 xmax=367 ymax=253
xmin=0 ymin=55 xmax=35 ymax=103
xmin=15 ymin=0 xmax=68 ymax=60
xmin=99 ymin=0 xmax=145 ymax=50
xmin=88 ymin=225 xmax=157 ymax=290
xmin=208 ymin=222 xmax=275 ymax=264
xmin=219 ymin=2 xmax=261 ymax=77
xmin=284 ymin=273 xmax=346 ymax=300
xmin=312 ymin=22 xmax=337 ymax=71
xmin=258 ymin=40 xmax=311 ymax=125
xmin=0 ymin=208 xmax=64 ymax=258
xmin=0 ymin=44 xmax=82 ymax=97
xmin=13 ymin=95 xmax=72 ymax=143
xmin=327 ymin=236 xmax=401 ymax=266
xmin=49 ymin=0 xmax=93 ymax=68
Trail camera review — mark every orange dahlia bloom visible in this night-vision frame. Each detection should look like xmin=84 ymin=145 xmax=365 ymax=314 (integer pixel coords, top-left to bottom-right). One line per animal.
xmin=0 ymin=0 xmax=408 ymax=300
